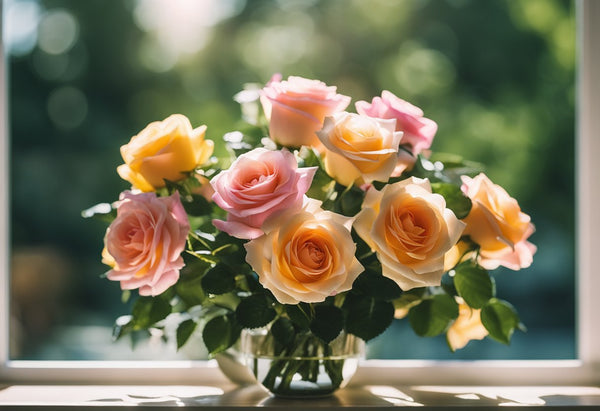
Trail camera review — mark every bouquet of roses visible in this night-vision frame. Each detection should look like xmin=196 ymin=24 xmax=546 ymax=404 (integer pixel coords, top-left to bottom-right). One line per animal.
xmin=85 ymin=74 xmax=536 ymax=396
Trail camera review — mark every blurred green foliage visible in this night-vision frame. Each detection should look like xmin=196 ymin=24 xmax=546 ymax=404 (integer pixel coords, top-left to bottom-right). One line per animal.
xmin=8 ymin=0 xmax=574 ymax=360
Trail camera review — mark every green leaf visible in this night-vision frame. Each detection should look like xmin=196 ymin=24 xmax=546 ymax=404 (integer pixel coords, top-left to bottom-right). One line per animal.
xmin=201 ymin=264 xmax=236 ymax=295
xmin=271 ymin=317 xmax=295 ymax=347
xmin=214 ymin=232 xmax=249 ymax=261
xmin=175 ymin=275 xmax=206 ymax=307
xmin=238 ymin=272 xmax=263 ymax=293
xmin=208 ymin=292 xmax=241 ymax=311
xmin=202 ymin=314 xmax=241 ymax=355
xmin=181 ymin=253 xmax=212 ymax=276
xmin=306 ymin=167 xmax=335 ymax=203
xmin=343 ymin=293 xmax=394 ymax=341
xmin=163 ymin=178 xmax=189 ymax=196
xmin=310 ymin=305 xmax=344 ymax=343
xmin=428 ymin=152 xmax=485 ymax=180
xmin=182 ymin=194 xmax=213 ymax=216
xmin=408 ymin=293 xmax=459 ymax=337
xmin=352 ymin=270 xmax=402 ymax=301
xmin=481 ymin=298 xmax=521 ymax=345
xmin=453 ymin=262 xmax=495 ymax=309
xmin=392 ymin=288 xmax=425 ymax=317
xmin=285 ymin=303 xmax=312 ymax=330
xmin=235 ymin=294 xmax=276 ymax=329
xmin=440 ymin=272 xmax=457 ymax=297
xmin=430 ymin=182 xmax=472 ymax=219
xmin=338 ymin=185 xmax=365 ymax=217
xmin=176 ymin=319 xmax=197 ymax=350
xmin=131 ymin=296 xmax=172 ymax=329
xmin=112 ymin=315 xmax=134 ymax=341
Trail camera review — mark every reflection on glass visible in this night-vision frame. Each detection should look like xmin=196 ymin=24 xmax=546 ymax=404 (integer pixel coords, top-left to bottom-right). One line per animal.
xmin=7 ymin=0 xmax=575 ymax=360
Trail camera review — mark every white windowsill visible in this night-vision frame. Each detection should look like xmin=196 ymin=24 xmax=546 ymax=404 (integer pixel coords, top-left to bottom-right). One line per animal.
xmin=1 ymin=359 xmax=598 ymax=386
xmin=0 ymin=383 xmax=599 ymax=409
xmin=0 ymin=359 xmax=599 ymax=409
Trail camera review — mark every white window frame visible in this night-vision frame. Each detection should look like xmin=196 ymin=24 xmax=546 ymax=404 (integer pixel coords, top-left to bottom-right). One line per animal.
xmin=0 ymin=0 xmax=598 ymax=387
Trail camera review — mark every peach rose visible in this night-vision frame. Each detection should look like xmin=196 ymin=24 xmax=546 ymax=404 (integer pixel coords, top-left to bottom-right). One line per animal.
xmin=446 ymin=298 xmax=488 ymax=351
xmin=390 ymin=149 xmax=418 ymax=178
xmin=260 ymin=74 xmax=351 ymax=148
xmin=104 ymin=191 xmax=190 ymax=296
xmin=354 ymin=177 xmax=465 ymax=290
xmin=356 ymin=90 xmax=437 ymax=156
xmin=210 ymin=148 xmax=316 ymax=239
xmin=316 ymin=112 xmax=404 ymax=186
xmin=461 ymin=173 xmax=536 ymax=270
xmin=192 ymin=173 xmax=215 ymax=202
xmin=244 ymin=199 xmax=364 ymax=304
xmin=118 ymin=114 xmax=214 ymax=192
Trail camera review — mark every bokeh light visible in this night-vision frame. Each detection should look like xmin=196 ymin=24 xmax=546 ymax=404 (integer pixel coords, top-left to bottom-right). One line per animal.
xmin=4 ymin=0 xmax=41 ymax=56
xmin=132 ymin=0 xmax=245 ymax=72
xmin=37 ymin=9 xmax=79 ymax=55
xmin=46 ymin=86 xmax=88 ymax=130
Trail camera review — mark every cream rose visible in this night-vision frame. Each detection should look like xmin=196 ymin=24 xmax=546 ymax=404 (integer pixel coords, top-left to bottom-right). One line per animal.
xmin=354 ymin=177 xmax=465 ymax=290
xmin=118 ymin=114 xmax=214 ymax=192
xmin=104 ymin=191 xmax=190 ymax=296
xmin=260 ymin=75 xmax=351 ymax=148
xmin=316 ymin=112 xmax=404 ymax=186
xmin=446 ymin=298 xmax=488 ymax=351
xmin=244 ymin=199 xmax=364 ymax=304
xmin=461 ymin=173 xmax=536 ymax=270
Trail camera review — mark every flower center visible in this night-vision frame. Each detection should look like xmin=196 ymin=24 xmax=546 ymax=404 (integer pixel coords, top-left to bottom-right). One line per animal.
xmin=400 ymin=212 xmax=426 ymax=238
xmin=247 ymin=173 xmax=268 ymax=186
xmin=299 ymin=241 xmax=325 ymax=269
xmin=385 ymin=202 xmax=437 ymax=262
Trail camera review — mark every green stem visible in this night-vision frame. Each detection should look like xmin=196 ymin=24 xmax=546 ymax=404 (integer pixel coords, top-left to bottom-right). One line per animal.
xmin=323 ymin=343 xmax=344 ymax=390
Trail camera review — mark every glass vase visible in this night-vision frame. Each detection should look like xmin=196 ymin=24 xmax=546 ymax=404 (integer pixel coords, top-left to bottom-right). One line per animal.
xmin=240 ymin=327 xmax=365 ymax=398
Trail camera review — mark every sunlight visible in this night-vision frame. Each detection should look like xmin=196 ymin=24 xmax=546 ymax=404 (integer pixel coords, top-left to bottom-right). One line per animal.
xmin=133 ymin=0 xmax=244 ymax=71
xmin=0 ymin=385 xmax=225 ymax=406
xmin=366 ymin=385 xmax=424 ymax=407
xmin=411 ymin=386 xmax=600 ymax=407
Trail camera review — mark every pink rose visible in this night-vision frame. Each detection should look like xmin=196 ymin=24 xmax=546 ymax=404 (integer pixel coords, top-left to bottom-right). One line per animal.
xmin=260 ymin=74 xmax=351 ymax=148
xmin=461 ymin=173 xmax=536 ymax=270
xmin=356 ymin=90 xmax=437 ymax=155
xmin=104 ymin=191 xmax=190 ymax=296
xmin=210 ymin=148 xmax=317 ymax=239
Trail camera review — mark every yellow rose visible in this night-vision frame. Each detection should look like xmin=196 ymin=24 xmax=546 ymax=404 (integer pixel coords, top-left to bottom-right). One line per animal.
xmin=446 ymin=298 xmax=488 ymax=351
xmin=117 ymin=114 xmax=213 ymax=192
xmin=461 ymin=173 xmax=536 ymax=270
xmin=244 ymin=199 xmax=364 ymax=304
xmin=443 ymin=240 xmax=474 ymax=272
xmin=316 ymin=112 xmax=403 ymax=186
xmin=354 ymin=177 xmax=465 ymax=290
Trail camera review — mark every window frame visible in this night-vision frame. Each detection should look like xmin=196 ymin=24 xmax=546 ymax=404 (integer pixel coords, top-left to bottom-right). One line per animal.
xmin=0 ymin=0 xmax=598 ymax=387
